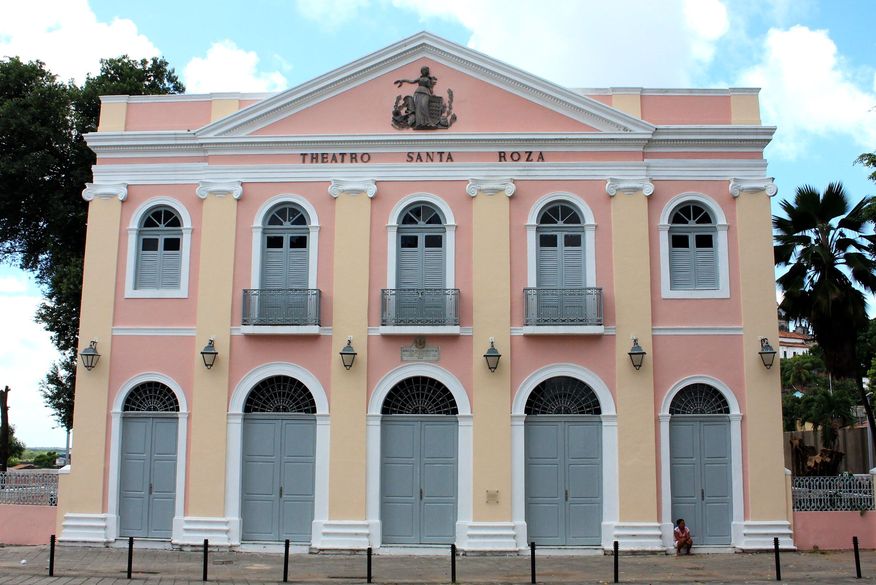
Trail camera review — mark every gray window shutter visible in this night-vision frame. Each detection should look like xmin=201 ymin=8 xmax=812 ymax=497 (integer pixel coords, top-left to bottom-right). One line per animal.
xmin=537 ymin=235 xmax=559 ymax=288
xmin=159 ymin=249 xmax=182 ymax=288
xmin=398 ymin=235 xmax=422 ymax=288
xmin=262 ymin=248 xmax=286 ymax=289
xmin=561 ymin=234 xmax=584 ymax=287
xmin=669 ymin=232 xmax=694 ymax=290
xmin=423 ymin=234 xmax=445 ymax=289
xmin=287 ymin=248 xmax=308 ymax=289
xmin=136 ymin=239 xmax=160 ymax=289
xmin=694 ymin=238 xmax=718 ymax=289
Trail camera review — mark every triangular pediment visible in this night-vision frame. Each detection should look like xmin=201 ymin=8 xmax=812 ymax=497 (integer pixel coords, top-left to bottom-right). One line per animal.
xmin=197 ymin=32 xmax=654 ymax=138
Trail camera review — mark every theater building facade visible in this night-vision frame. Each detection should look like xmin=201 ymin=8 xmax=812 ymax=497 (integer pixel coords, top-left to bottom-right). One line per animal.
xmin=57 ymin=33 xmax=793 ymax=552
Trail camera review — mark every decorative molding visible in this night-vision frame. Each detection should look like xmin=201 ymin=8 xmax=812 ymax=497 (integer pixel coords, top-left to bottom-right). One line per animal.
xmin=466 ymin=178 xmax=515 ymax=197
xmin=610 ymin=522 xmax=665 ymax=550
xmin=368 ymin=326 xmax=471 ymax=336
xmin=457 ymin=522 xmax=518 ymax=551
xmin=652 ymin=326 xmax=742 ymax=336
xmin=60 ymin=513 xmax=111 ymax=543
xmin=231 ymin=326 xmax=333 ymax=336
xmin=177 ymin=517 xmax=232 ymax=546
xmin=82 ymin=182 xmax=127 ymax=201
xmin=239 ymin=325 xmax=321 ymax=335
xmin=605 ymin=178 xmax=654 ymax=197
xmin=112 ymin=327 xmax=196 ymax=336
xmin=520 ymin=326 xmax=605 ymax=335
xmin=196 ymin=180 xmax=243 ymax=199
xmin=511 ymin=326 xmax=615 ymax=335
xmin=729 ymin=177 xmax=777 ymax=198
xmin=328 ymin=179 xmax=377 ymax=198
xmin=378 ymin=325 xmax=461 ymax=336
xmin=735 ymin=521 xmax=795 ymax=550
xmin=312 ymin=521 xmax=372 ymax=549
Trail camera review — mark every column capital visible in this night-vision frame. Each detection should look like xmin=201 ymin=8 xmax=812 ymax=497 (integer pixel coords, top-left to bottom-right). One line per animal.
xmin=196 ymin=180 xmax=243 ymax=200
xmin=730 ymin=177 xmax=777 ymax=198
xmin=82 ymin=183 xmax=127 ymax=202
xmin=466 ymin=178 xmax=515 ymax=197
xmin=328 ymin=179 xmax=377 ymax=198
xmin=605 ymin=178 xmax=654 ymax=197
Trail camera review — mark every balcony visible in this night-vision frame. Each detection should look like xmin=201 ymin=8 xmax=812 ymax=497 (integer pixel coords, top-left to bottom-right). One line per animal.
xmin=241 ymin=289 xmax=321 ymax=334
xmin=522 ymin=287 xmax=604 ymax=335
xmin=380 ymin=288 xmax=460 ymax=335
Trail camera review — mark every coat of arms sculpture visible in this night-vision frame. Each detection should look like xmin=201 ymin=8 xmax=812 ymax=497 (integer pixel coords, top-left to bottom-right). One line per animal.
xmin=391 ymin=66 xmax=457 ymax=130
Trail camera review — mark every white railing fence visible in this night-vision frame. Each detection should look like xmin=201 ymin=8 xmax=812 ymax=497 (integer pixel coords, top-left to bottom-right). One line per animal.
xmin=792 ymin=474 xmax=875 ymax=512
xmin=0 ymin=471 xmax=59 ymax=506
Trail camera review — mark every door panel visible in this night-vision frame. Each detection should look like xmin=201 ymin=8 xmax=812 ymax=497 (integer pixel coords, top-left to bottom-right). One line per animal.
xmin=420 ymin=421 xmax=457 ymax=543
xmin=381 ymin=420 xmax=420 ymax=544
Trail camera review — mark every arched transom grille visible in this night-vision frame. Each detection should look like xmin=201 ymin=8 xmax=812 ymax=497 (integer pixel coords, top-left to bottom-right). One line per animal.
xmin=141 ymin=207 xmax=181 ymax=229
xmin=525 ymin=376 xmax=601 ymax=415
xmin=382 ymin=376 xmax=458 ymax=415
xmin=670 ymin=203 xmax=714 ymax=225
xmin=265 ymin=204 xmax=308 ymax=227
xmin=400 ymin=204 xmax=443 ymax=226
xmin=124 ymin=382 xmax=179 ymax=412
xmin=538 ymin=203 xmax=582 ymax=225
xmin=669 ymin=384 xmax=730 ymax=415
xmin=244 ymin=376 xmax=316 ymax=414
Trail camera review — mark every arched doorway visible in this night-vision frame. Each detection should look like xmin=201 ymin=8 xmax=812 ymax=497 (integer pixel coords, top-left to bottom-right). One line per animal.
xmin=668 ymin=383 xmax=732 ymax=545
xmin=524 ymin=376 xmax=602 ymax=545
xmin=241 ymin=375 xmax=317 ymax=542
xmin=119 ymin=381 xmax=180 ymax=538
xmin=380 ymin=376 xmax=458 ymax=544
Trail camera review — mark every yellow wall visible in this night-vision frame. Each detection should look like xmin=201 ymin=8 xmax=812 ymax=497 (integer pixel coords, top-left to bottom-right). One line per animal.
xmin=211 ymin=99 xmax=240 ymax=121
xmin=327 ymin=190 xmax=372 ymax=520
xmin=730 ymin=93 xmax=761 ymax=125
xmin=56 ymin=194 xmax=123 ymax=534
xmin=97 ymin=101 xmax=127 ymax=131
xmin=471 ymin=187 xmax=512 ymax=520
xmin=735 ymin=189 xmax=787 ymax=521
xmin=187 ymin=191 xmax=238 ymax=516
xmin=611 ymin=91 xmax=642 ymax=119
xmin=610 ymin=186 xmax=658 ymax=522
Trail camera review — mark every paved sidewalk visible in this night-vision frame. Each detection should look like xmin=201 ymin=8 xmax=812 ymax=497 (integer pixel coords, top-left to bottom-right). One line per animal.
xmin=0 ymin=544 xmax=873 ymax=585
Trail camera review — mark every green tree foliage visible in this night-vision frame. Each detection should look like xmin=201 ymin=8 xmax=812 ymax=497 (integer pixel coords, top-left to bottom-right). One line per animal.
xmin=3 ymin=426 xmax=26 ymax=466
xmin=780 ymin=352 xmax=825 ymax=394
xmin=0 ymin=56 xmax=183 ymax=430
xmin=773 ymin=182 xmax=876 ymax=448
xmin=855 ymin=151 xmax=876 ymax=183
xmin=32 ymin=451 xmax=59 ymax=468
xmin=782 ymin=392 xmax=803 ymax=432
xmin=800 ymin=384 xmax=857 ymax=450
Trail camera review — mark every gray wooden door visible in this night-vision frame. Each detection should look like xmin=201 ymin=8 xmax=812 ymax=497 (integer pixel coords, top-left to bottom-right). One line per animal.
xmin=381 ymin=417 xmax=457 ymax=544
xmin=241 ymin=416 xmax=316 ymax=542
xmin=525 ymin=418 xmax=601 ymax=545
xmin=670 ymin=417 xmax=732 ymax=545
xmin=261 ymin=232 xmax=308 ymax=321
xmin=536 ymin=232 xmax=586 ymax=320
xmin=119 ymin=415 xmax=178 ymax=538
xmin=397 ymin=232 xmax=445 ymax=322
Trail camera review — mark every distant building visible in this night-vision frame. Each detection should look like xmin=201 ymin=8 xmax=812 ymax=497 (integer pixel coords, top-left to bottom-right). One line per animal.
xmin=779 ymin=330 xmax=812 ymax=359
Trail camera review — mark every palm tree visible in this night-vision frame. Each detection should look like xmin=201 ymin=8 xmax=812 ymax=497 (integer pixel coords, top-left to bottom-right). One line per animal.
xmin=800 ymin=387 xmax=856 ymax=450
xmin=773 ymin=182 xmax=876 ymax=449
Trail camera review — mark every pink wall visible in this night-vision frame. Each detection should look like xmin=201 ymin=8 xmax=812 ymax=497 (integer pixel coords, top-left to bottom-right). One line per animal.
xmin=794 ymin=511 xmax=876 ymax=550
xmin=0 ymin=505 xmax=57 ymax=545
xmin=124 ymin=100 xmax=213 ymax=131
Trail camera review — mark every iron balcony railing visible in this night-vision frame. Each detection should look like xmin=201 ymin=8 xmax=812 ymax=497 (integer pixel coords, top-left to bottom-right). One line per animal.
xmin=523 ymin=287 xmax=604 ymax=326
xmin=792 ymin=474 xmax=875 ymax=512
xmin=0 ymin=472 xmax=58 ymax=506
xmin=381 ymin=289 xmax=460 ymax=326
xmin=242 ymin=289 xmax=321 ymax=326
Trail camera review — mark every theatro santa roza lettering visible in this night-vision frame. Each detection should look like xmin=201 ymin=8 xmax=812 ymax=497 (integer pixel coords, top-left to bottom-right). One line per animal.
xmin=299 ymin=151 xmax=546 ymax=163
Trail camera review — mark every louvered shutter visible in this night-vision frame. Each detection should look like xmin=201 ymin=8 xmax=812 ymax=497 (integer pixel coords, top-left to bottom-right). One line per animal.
xmin=286 ymin=236 xmax=309 ymax=322
xmin=669 ymin=232 xmax=694 ymax=290
xmin=159 ymin=236 xmax=182 ymax=289
xmin=561 ymin=234 xmax=585 ymax=320
xmin=693 ymin=234 xmax=718 ymax=289
xmin=423 ymin=235 xmax=445 ymax=288
xmin=397 ymin=236 xmax=422 ymax=288
xmin=536 ymin=233 xmax=560 ymax=321
xmin=136 ymin=237 xmax=160 ymax=289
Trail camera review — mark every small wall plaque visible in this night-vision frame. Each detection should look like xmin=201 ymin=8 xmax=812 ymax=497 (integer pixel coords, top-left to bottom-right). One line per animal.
xmin=401 ymin=337 xmax=440 ymax=362
xmin=486 ymin=490 xmax=500 ymax=504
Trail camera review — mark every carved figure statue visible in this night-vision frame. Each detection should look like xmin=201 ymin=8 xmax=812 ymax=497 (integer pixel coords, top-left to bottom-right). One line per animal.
xmin=392 ymin=66 xmax=456 ymax=130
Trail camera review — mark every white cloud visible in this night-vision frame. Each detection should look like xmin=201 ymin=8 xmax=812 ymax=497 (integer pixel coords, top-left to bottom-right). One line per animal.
xmin=0 ymin=275 xmax=65 ymax=447
xmin=0 ymin=0 xmax=159 ymax=83
xmin=184 ymin=40 xmax=288 ymax=93
xmin=296 ymin=0 xmax=371 ymax=29
xmin=739 ymin=25 xmax=876 ymax=159
xmin=391 ymin=0 xmax=730 ymax=87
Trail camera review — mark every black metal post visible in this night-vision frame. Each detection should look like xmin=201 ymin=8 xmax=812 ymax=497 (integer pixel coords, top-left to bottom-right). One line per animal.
xmin=773 ymin=537 xmax=781 ymax=581
xmin=450 ymin=543 xmax=457 ymax=583
xmin=202 ymin=539 xmax=209 ymax=582
xmin=530 ymin=541 xmax=536 ymax=584
xmin=127 ymin=536 xmax=134 ymax=579
xmin=853 ymin=536 xmax=862 ymax=578
xmin=613 ymin=540 xmax=619 ymax=584
xmin=367 ymin=546 xmax=372 ymax=584
xmin=48 ymin=534 xmax=55 ymax=577
xmin=283 ymin=539 xmax=290 ymax=582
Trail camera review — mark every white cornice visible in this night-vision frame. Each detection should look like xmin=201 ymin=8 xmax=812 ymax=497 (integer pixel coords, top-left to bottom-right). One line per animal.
xmin=196 ymin=180 xmax=243 ymax=199
xmin=466 ymin=178 xmax=515 ymax=197
xmin=82 ymin=182 xmax=127 ymax=201
xmin=729 ymin=177 xmax=777 ymax=198
xmin=328 ymin=179 xmax=377 ymax=198
xmin=605 ymin=178 xmax=654 ymax=197
xmin=91 ymin=159 xmax=770 ymax=185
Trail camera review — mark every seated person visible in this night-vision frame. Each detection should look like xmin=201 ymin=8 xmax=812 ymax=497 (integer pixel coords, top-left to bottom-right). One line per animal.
xmin=674 ymin=518 xmax=693 ymax=555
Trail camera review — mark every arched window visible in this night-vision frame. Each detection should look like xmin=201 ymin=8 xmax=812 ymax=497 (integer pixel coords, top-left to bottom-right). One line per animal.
xmin=135 ymin=207 xmax=183 ymax=290
xmin=524 ymin=376 xmax=601 ymax=415
xmin=123 ymin=381 xmax=180 ymax=412
xmin=668 ymin=203 xmax=718 ymax=291
xmin=261 ymin=203 xmax=310 ymax=290
xmin=244 ymin=375 xmax=316 ymax=414
xmin=397 ymin=203 xmax=446 ymax=289
xmin=382 ymin=376 xmax=458 ymax=415
xmin=669 ymin=383 xmax=730 ymax=415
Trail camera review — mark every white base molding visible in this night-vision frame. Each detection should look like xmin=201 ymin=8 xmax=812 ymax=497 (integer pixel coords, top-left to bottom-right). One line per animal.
xmin=607 ymin=522 xmax=664 ymax=550
xmin=60 ymin=513 xmax=111 ymax=543
xmin=312 ymin=520 xmax=372 ymax=549
xmin=175 ymin=517 xmax=232 ymax=546
xmin=457 ymin=522 xmax=519 ymax=551
xmin=734 ymin=521 xmax=795 ymax=550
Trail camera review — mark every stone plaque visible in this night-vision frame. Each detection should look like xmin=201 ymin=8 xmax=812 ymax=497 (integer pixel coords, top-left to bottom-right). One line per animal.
xmin=401 ymin=336 xmax=440 ymax=362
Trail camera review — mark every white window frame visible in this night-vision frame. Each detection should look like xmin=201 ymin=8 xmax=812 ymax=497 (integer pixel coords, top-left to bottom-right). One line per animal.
xmin=659 ymin=193 xmax=729 ymax=299
xmin=386 ymin=192 xmax=456 ymax=289
xmin=251 ymin=195 xmax=320 ymax=290
xmin=125 ymin=197 xmax=193 ymax=298
xmin=526 ymin=193 xmax=597 ymax=288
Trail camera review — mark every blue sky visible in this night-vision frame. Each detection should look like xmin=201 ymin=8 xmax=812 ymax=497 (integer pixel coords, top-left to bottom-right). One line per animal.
xmin=0 ymin=0 xmax=874 ymax=446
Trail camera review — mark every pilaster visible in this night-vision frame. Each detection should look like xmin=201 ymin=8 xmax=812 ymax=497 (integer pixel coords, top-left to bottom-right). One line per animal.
xmin=58 ymin=183 xmax=127 ymax=541
xmin=186 ymin=181 xmax=241 ymax=531
xmin=325 ymin=179 xmax=375 ymax=545
xmin=606 ymin=178 xmax=661 ymax=548
xmin=467 ymin=178 xmax=516 ymax=550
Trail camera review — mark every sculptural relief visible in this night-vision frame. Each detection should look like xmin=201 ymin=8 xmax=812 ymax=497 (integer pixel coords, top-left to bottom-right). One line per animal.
xmin=391 ymin=66 xmax=457 ymax=130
